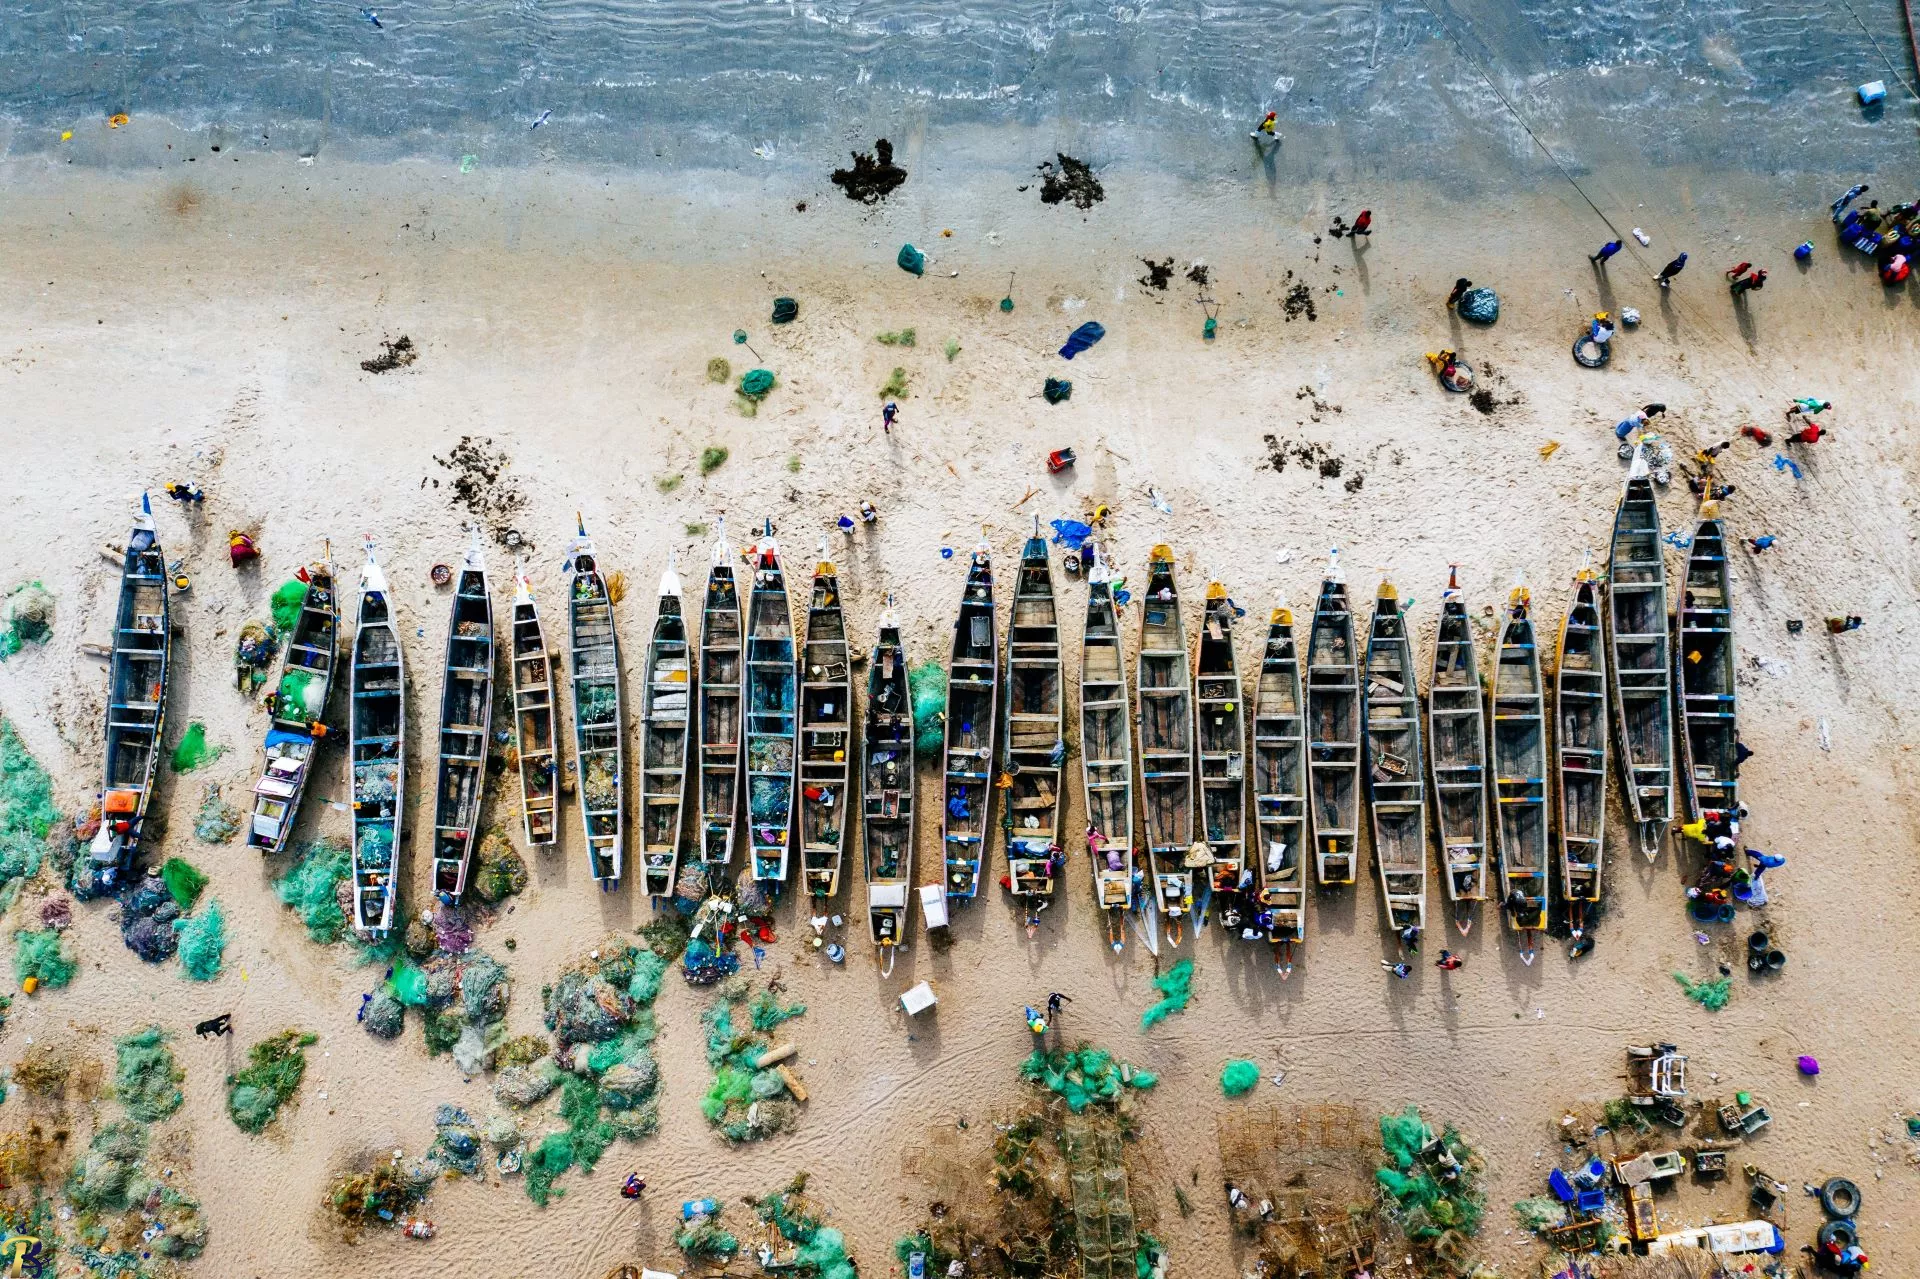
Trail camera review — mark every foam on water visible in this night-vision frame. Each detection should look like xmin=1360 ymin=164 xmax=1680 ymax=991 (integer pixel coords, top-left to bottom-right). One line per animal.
xmin=0 ymin=0 xmax=1909 ymax=177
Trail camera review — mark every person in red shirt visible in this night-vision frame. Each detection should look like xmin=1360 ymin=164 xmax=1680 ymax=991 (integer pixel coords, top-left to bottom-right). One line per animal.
xmin=1789 ymin=421 xmax=1825 ymax=445
xmin=1352 ymin=209 xmax=1373 ymax=237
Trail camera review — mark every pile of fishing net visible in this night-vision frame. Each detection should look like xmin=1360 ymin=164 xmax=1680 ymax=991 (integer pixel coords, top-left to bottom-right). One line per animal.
xmin=328 ymin=1151 xmax=437 ymax=1231
xmin=161 ymin=857 xmax=208 ymax=910
xmin=702 ymin=980 xmax=807 ymax=1142
xmin=118 ymin=870 xmax=182 ymax=962
xmin=755 ymin=1178 xmax=856 ymax=1279
xmin=227 ymin=1029 xmax=318 ymax=1134
xmin=1673 ymin=971 xmax=1731 ymax=1011
xmin=14 ymin=926 xmax=76 ymax=988
xmin=427 ymin=1104 xmax=484 ymax=1176
xmin=1220 ymin=1060 xmax=1260 ymax=1097
xmin=1019 ymin=1046 xmax=1157 ymax=1112
xmin=471 ymin=829 xmax=527 ymax=903
xmin=1376 ymin=1105 xmax=1486 ymax=1242
xmin=274 ymin=837 xmax=351 ymax=943
xmin=233 ymin=620 xmax=278 ymax=690
xmin=173 ymin=899 xmax=227 ymax=980
xmin=1141 ymin=958 xmax=1195 ymax=1027
xmin=168 ymin=722 xmax=224 ymax=773
xmin=113 ymin=1027 xmax=185 ymax=1121
xmin=0 ymin=720 xmax=58 ymax=884
xmin=909 ymin=661 xmax=947 ymax=757
xmin=269 ymin=580 xmax=309 ymax=631
xmin=1 ymin=582 xmax=54 ymax=659
xmin=193 ymin=784 xmax=242 ymax=844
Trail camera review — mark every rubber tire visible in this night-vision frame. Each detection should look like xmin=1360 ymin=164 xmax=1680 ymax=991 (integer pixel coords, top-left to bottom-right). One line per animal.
xmin=1573 ymin=335 xmax=1611 ymax=368
xmin=1821 ymin=1177 xmax=1862 ymax=1219
xmin=1818 ymin=1219 xmax=1858 ymax=1250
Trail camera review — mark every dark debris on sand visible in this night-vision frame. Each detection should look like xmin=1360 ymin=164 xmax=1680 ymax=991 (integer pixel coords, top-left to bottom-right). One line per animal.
xmin=1282 ymin=276 xmax=1317 ymax=322
xmin=1037 ymin=154 xmax=1104 ymax=209
xmin=360 ymin=335 xmax=417 ymax=373
xmin=1186 ymin=263 xmax=1211 ymax=287
xmin=431 ymin=436 xmax=532 ymax=549
xmin=1139 ymin=257 xmax=1174 ymax=291
xmin=831 ymin=139 xmax=909 ymax=204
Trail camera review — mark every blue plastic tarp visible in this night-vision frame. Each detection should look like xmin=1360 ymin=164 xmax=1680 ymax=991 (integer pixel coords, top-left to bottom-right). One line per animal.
xmin=1058 ymin=322 xmax=1105 ymax=359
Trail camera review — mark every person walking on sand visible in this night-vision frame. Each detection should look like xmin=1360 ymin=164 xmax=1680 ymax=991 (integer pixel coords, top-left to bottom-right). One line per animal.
xmin=1787 ymin=420 xmax=1825 ymax=446
xmin=1351 ymin=209 xmax=1373 ymax=238
xmin=1590 ymin=239 xmax=1622 ymax=266
xmin=1445 ymin=278 xmax=1472 ymax=309
xmin=881 ymin=401 xmax=898 ymax=435
xmin=1747 ymin=534 xmax=1777 ymax=554
xmin=1825 ymin=615 xmax=1863 ymax=633
xmin=1249 ymin=111 xmax=1280 ymax=146
xmin=1655 ymin=252 xmax=1688 ymax=287
xmin=1729 ymin=268 xmax=1767 ymax=296
xmin=1831 ymin=183 xmax=1869 ymax=221
xmin=1786 ymin=397 xmax=1831 ymax=420
xmin=164 ymin=482 xmax=204 ymax=505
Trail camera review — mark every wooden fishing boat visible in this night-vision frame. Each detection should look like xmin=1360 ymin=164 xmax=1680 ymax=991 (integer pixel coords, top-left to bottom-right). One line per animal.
xmin=639 ymin=561 xmax=692 ymax=898
xmin=1674 ymin=505 xmax=1737 ymax=819
xmin=1426 ymin=568 xmax=1489 ymax=930
xmin=941 ymin=540 xmax=998 ymax=901
xmin=1078 ymin=548 xmax=1136 ymax=952
xmin=246 ymin=551 xmax=339 ymax=855
xmin=745 ymin=522 xmax=797 ymax=885
xmin=508 ymin=561 xmax=559 ymax=847
xmin=1137 ymin=545 xmax=1198 ymax=939
xmin=1004 ymin=527 xmax=1065 ymax=920
xmin=348 ymin=543 xmax=403 ymax=937
xmin=1607 ymin=449 xmax=1675 ymax=857
xmin=1251 ymin=598 xmax=1308 ymax=972
xmin=864 ymin=599 xmax=915 ymax=968
xmin=430 ymin=532 xmax=495 ymax=901
xmin=1305 ymin=554 xmax=1359 ymax=887
xmin=1556 ymin=565 xmax=1609 ymax=936
xmin=1195 ymin=582 xmax=1248 ymax=929
xmin=89 ymin=494 xmax=171 ymax=887
xmin=565 ymin=520 xmax=625 ymax=886
xmin=698 ymin=521 xmax=744 ymax=869
xmin=1364 ymin=579 xmax=1428 ymax=940
xmin=798 ymin=546 xmax=853 ymax=899
xmin=1492 ymin=584 xmax=1548 ymax=961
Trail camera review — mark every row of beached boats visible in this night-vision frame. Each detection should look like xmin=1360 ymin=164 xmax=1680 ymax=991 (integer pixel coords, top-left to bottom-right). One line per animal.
xmin=92 ymin=449 xmax=1738 ymax=968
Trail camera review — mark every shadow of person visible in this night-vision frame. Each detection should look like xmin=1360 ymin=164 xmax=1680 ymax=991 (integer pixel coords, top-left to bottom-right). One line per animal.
xmin=1592 ymin=264 xmax=1618 ymax=314
xmin=1658 ymin=285 xmax=1680 ymax=340
xmin=1733 ymin=292 xmax=1758 ymax=349
xmin=1350 ymin=237 xmax=1371 ymax=295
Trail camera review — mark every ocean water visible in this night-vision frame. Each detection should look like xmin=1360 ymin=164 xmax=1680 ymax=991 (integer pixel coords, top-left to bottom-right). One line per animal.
xmin=0 ymin=0 xmax=1912 ymax=178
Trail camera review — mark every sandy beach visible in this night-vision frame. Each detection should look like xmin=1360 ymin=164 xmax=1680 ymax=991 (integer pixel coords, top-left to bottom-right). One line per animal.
xmin=2 ymin=131 xmax=1920 ymax=1279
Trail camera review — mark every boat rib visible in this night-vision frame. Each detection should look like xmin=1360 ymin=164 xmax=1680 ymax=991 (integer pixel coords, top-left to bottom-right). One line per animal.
xmin=246 ymin=552 xmax=339 ymax=855
xmin=1079 ymin=548 xmax=1136 ymax=951
xmin=509 ymin=562 xmax=559 ymax=847
xmin=640 ymin=562 xmax=692 ymax=897
xmin=1137 ymin=544 xmax=1197 ymax=937
xmin=1607 ymin=449 xmax=1675 ymax=854
xmin=1492 ymin=584 xmax=1549 ymax=957
xmin=1196 ymin=582 xmax=1248 ymax=926
xmin=1427 ymin=568 xmax=1489 ymax=925
xmin=430 ymin=532 xmax=495 ymax=901
xmin=1675 ymin=506 xmax=1738 ymax=819
xmin=1364 ymin=578 xmax=1428 ymax=938
xmin=90 ymin=493 xmax=171 ymax=886
xmin=1305 ymin=555 xmax=1360 ymax=887
xmin=1251 ymin=598 xmax=1308 ymax=970
xmin=566 ymin=521 xmax=625 ymax=885
xmin=745 ymin=523 xmax=797 ymax=884
xmin=864 ymin=600 xmax=915 ymax=967
xmin=348 ymin=543 xmax=403 ymax=937
xmin=941 ymin=540 xmax=998 ymax=900
xmin=1005 ymin=527 xmax=1066 ymax=912
xmin=798 ymin=547 xmax=853 ymax=899
xmin=1556 ymin=566 xmax=1609 ymax=933
xmin=698 ymin=522 xmax=744 ymax=869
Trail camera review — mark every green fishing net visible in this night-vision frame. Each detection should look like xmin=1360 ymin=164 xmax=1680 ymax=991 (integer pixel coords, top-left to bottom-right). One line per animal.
xmin=389 ymin=961 xmax=431 ymax=1007
xmin=1220 ymin=1060 xmax=1260 ymax=1097
xmin=628 ymin=950 xmax=667 ymax=1004
xmin=739 ymin=369 xmax=776 ymax=399
xmin=276 ymin=668 xmax=324 ymax=719
xmin=701 ymin=984 xmax=806 ymax=1142
xmin=1 ymin=582 xmax=54 ymax=659
xmin=678 ymin=1221 xmax=740 ymax=1260
xmin=1673 ymin=972 xmax=1731 ymax=1010
xmin=796 ymin=1226 xmax=856 ymax=1279
xmin=161 ymin=857 xmax=208 ymax=910
xmin=523 ymin=1131 xmax=576 ymax=1207
xmin=64 ymin=1120 xmax=146 ymax=1212
xmin=1018 ymin=1046 xmax=1155 ymax=1112
xmin=749 ymin=990 xmax=806 ymax=1032
xmin=14 ymin=927 xmax=76 ymax=988
xmin=174 ymin=899 xmax=227 ymax=981
xmin=275 ymin=837 xmax=351 ymax=943
xmin=114 ymin=1027 xmax=185 ymax=1121
xmin=169 ymin=722 xmax=224 ymax=773
xmin=1513 ymin=1195 xmax=1565 ymax=1232
xmin=1141 ymin=958 xmax=1194 ymax=1028
xmin=1375 ymin=1105 xmax=1485 ymax=1241
xmin=193 ymin=784 xmax=242 ymax=844
xmin=227 ymin=1030 xmax=317 ymax=1134
xmin=0 ymin=720 xmax=57 ymax=882
xmin=909 ymin=660 xmax=947 ymax=758
xmin=269 ymin=579 xmax=309 ymax=632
